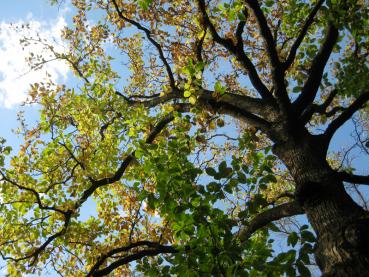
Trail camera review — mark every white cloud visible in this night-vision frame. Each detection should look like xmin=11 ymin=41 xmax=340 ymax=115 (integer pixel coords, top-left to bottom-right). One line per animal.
xmin=0 ymin=15 xmax=69 ymax=108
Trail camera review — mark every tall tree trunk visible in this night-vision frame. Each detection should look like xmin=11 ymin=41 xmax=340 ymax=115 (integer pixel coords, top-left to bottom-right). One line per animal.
xmin=273 ymin=135 xmax=369 ymax=276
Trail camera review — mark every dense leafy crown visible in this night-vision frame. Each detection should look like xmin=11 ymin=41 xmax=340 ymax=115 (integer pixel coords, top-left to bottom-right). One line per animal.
xmin=0 ymin=0 xmax=368 ymax=276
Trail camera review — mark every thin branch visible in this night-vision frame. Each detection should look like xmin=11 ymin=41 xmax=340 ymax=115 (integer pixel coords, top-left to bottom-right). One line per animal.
xmin=0 ymin=112 xmax=178 ymax=267
xmin=1 ymin=211 xmax=72 ymax=266
xmin=58 ymin=142 xmax=86 ymax=170
xmin=61 ymin=55 xmax=90 ymax=84
xmin=111 ymin=0 xmax=176 ymax=89
xmin=0 ymin=172 xmax=68 ymax=216
xmin=324 ymin=91 xmax=369 ymax=144
xmin=74 ymin=112 xmax=177 ymax=209
xmin=320 ymin=89 xmax=340 ymax=111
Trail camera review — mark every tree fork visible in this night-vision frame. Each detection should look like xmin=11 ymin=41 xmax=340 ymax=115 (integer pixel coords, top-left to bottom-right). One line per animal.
xmin=273 ymin=135 xmax=369 ymax=276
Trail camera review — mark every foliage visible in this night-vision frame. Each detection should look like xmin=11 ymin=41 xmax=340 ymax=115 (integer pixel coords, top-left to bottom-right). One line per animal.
xmin=0 ymin=0 xmax=368 ymax=276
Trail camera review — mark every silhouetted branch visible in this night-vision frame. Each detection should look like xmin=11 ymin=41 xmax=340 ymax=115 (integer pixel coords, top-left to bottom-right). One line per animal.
xmin=87 ymin=241 xmax=178 ymax=276
xmin=324 ymin=91 xmax=369 ymax=143
xmin=338 ymin=171 xmax=369 ymax=185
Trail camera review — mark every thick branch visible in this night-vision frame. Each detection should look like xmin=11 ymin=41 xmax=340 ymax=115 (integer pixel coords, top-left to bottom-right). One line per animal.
xmin=116 ymin=89 xmax=181 ymax=108
xmin=245 ymin=0 xmax=279 ymax=68
xmin=236 ymin=201 xmax=304 ymax=242
xmin=284 ymin=0 xmax=325 ymax=70
xmin=235 ymin=14 xmax=246 ymax=47
xmin=338 ymin=171 xmax=369 ymax=185
xmin=203 ymin=89 xmax=276 ymax=119
xmin=125 ymin=87 xmax=275 ymax=134
xmin=245 ymin=1 xmax=290 ymax=111
xmin=198 ymin=92 xmax=272 ymax=132
xmin=293 ymin=23 xmax=339 ymax=114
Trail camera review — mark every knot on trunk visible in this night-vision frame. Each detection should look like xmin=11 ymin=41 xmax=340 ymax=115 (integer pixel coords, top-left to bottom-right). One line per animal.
xmin=344 ymin=218 xmax=369 ymax=253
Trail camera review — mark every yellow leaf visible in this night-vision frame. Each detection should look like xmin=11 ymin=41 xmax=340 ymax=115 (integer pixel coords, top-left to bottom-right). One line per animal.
xmin=189 ymin=96 xmax=197 ymax=105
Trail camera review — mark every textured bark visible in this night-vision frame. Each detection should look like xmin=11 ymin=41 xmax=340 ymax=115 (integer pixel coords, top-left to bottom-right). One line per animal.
xmin=273 ymin=134 xmax=369 ymax=276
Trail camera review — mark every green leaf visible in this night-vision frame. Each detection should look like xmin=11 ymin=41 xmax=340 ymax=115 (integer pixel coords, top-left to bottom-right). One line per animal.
xmin=205 ymin=167 xmax=217 ymax=176
xmin=207 ymin=182 xmax=221 ymax=192
xmin=287 ymin=232 xmax=299 ymax=247
xmin=219 ymin=161 xmax=227 ymax=173
xmin=292 ymin=86 xmax=301 ymax=93
xmin=214 ymin=81 xmax=226 ymax=95
xmin=301 ymin=230 xmax=315 ymax=243
xmin=137 ymin=0 xmax=153 ymax=10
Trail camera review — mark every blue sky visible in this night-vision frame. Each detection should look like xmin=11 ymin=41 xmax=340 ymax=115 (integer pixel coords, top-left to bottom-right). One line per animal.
xmin=0 ymin=2 xmax=94 ymax=275
xmin=0 ymin=1 xmax=70 ymax=150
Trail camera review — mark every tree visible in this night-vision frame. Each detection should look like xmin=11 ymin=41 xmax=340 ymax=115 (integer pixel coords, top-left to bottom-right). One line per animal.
xmin=0 ymin=0 xmax=369 ymax=275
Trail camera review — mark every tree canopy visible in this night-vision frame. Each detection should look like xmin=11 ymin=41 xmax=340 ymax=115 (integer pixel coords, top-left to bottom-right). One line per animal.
xmin=0 ymin=0 xmax=369 ymax=276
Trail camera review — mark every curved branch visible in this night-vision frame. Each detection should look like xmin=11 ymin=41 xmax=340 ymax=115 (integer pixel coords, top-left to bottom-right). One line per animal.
xmin=235 ymin=12 xmax=247 ymax=47
xmin=91 ymin=245 xmax=178 ymax=276
xmin=0 ymin=111 xmax=178 ymax=266
xmin=115 ymin=89 xmax=181 ymax=109
xmin=0 ymin=172 xmax=69 ymax=216
xmin=110 ymin=0 xmax=176 ymax=89
xmin=0 ymin=210 xmax=72 ymax=266
xmin=87 ymin=241 xmax=178 ymax=276
xmin=236 ymin=201 xmax=304 ymax=242
xmin=202 ymin=89 xmax=277 ymax=119
xmin=324 ymin=91 xmax=369 ymax=144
